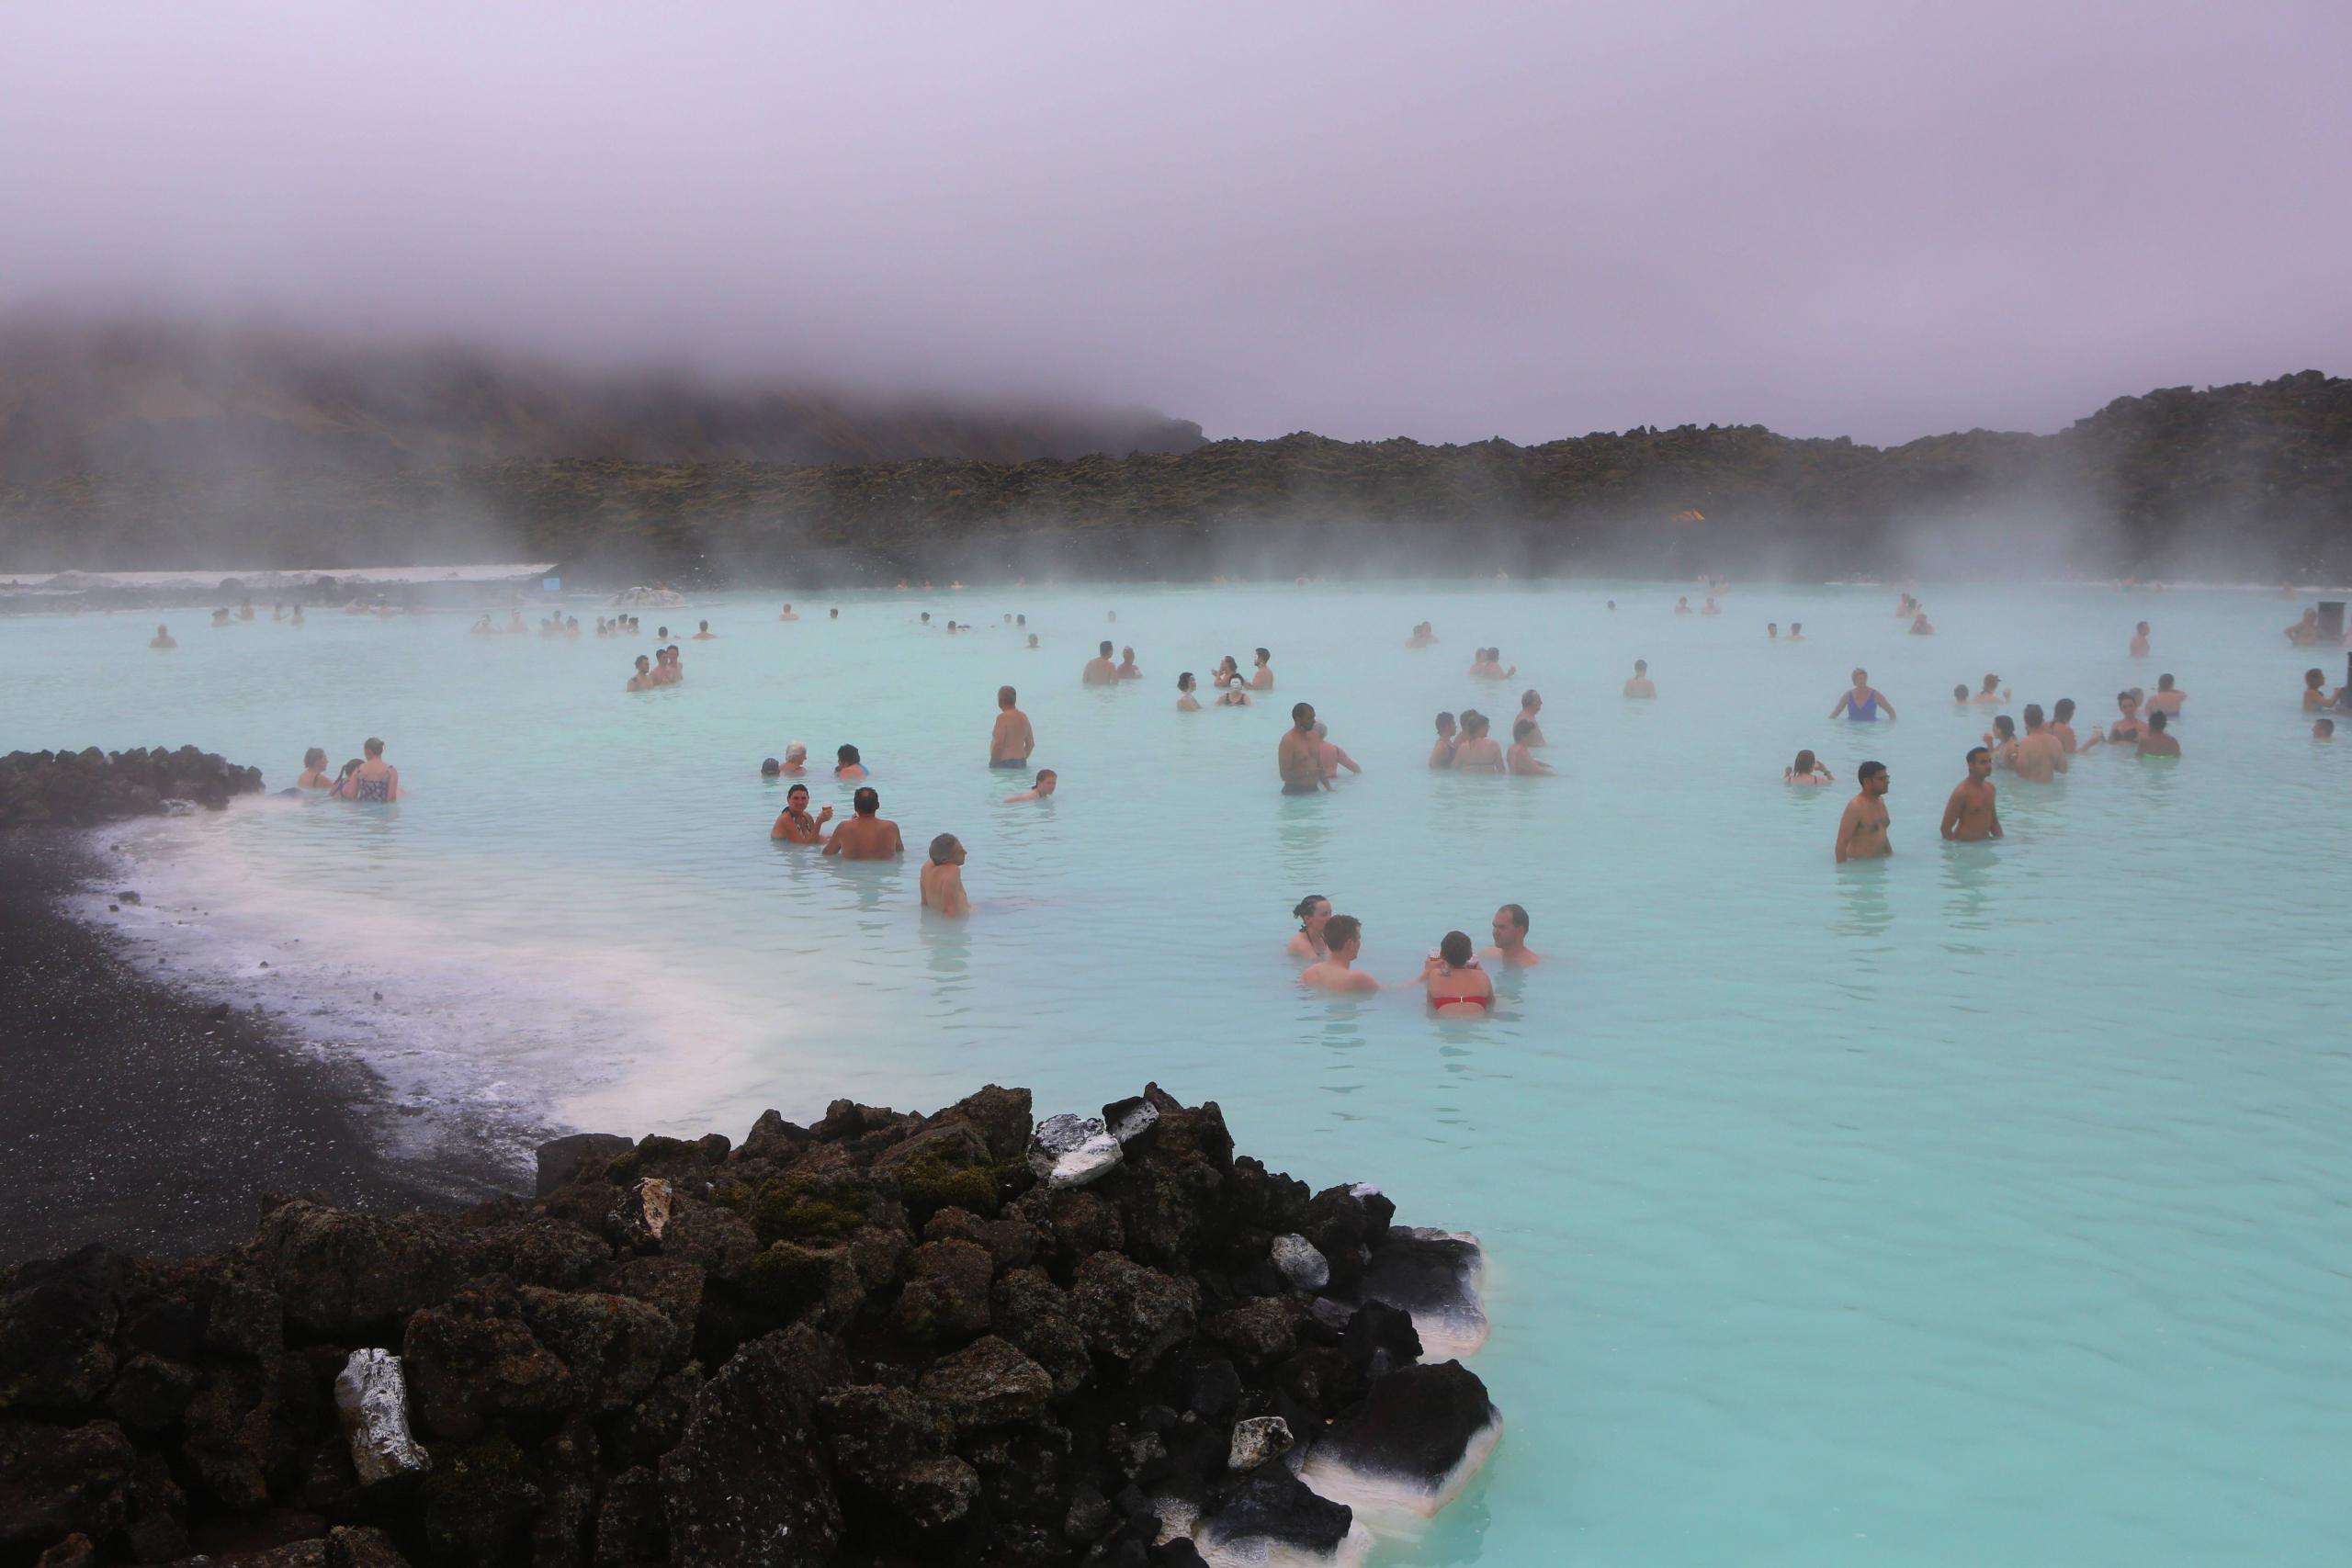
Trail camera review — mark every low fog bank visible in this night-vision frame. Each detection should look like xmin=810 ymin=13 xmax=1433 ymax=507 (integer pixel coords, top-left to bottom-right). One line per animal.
xmin=3 ymin=337 xmax=2346 ymax=587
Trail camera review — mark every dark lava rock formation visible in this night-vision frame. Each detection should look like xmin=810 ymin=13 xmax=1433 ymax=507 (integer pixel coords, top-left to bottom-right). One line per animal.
xmin=0 ymin=1084 xmax=1498 ymax=1567
xmin=0 ymin=748 xmax=264 ymax=831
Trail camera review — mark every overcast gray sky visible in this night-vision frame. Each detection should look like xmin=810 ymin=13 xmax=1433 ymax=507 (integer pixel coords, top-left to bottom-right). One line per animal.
xmin=2 ymin=1 xmax=2346 ymax=445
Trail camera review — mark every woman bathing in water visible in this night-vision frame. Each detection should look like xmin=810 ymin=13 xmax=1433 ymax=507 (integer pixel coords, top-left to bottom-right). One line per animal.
xmin=1216 ymin=677 xmax=1251 ymax=707
xmin=1786 ymin=750 xmax=1833 ymax=784
xmin=2304 ymin=669 xmax=2339 ymax=710
xmin=2050 ymin=698 xmax=2082 ymax=751
xmin=1176 ymin=672 xmax=1201 ymax=711
xmin=836 ymin=744 xmax=868 ymax=780
xmin=328 ymin=759 xmax=363 ymax=797
xmin=1452 ymin=711 xmax=1505 ymax=772
xmin=296 ymin=748 xmax=332 ymax=789
xmin=1429 ymin=711 xmax=1458 ymax=768
xmin=1420 ymin=931 xmax=1495 ymax=1018
xmin=1830 ymin=669 xmax=1894 ymax=722
xmin=770 ymin=784 xmax=833 ymax=843
xmin=1287 ymin=895 xmax=1333 ymax=960
xmin=2080 ymin=689 xmax=2144 ymax=750
xmin=1983 ymin=714 xmax=2018 ymax=768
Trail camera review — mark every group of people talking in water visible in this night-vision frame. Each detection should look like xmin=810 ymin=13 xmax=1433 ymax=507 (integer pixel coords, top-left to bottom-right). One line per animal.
xmin=1286 ymin=896 xmax=1539 ymax=1018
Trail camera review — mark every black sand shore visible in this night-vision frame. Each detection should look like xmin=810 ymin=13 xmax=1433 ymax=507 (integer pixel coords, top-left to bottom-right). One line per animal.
xmin=0 ymin=830 xmax=524 ymax=1264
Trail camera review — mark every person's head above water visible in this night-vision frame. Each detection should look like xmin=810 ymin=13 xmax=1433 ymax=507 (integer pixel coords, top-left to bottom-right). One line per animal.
xmin=634 ymin=654 xmax=650 ymax=671
xmin=852 ymin=786 xmax=880 ymax=815
xmin=1099 ymin=640 xmax=1114 ymax=657
xmin=837 ymin=743 xmax=861 ymax=768
xmin=2156 ymin=673 xmax=2177 ymax=692
xmin=1312 ymin=721 xmax=1329 ymax=739
xmin=760 ymin=757 xmax=781 ymax=777
xmin=1292 ymin=702 xmax=1316 ymax=730
xmin=1792 ymin=749 xmax=1817 ymax=773
xmin=921 ymin=612 xmax=932 ymax=624
xmin=787 ymin=784 xmax=809 ymax=807
xmin=1493 ymin=903 xmax=1530 ymax=943
xmin=698 ymin=620 xmax=708 ymax=632
xmin=1321 ymin=914 xmax=1363 ymax=956
xmin=1634 ymin=660 xmax=1648 ymax=674
xmin=1981 ymin=674 xmax=2000 ymax=693
xmin=1294 ymin=894 xmax=1330 ymax=933
xmin=2147 ymin=710 xmax=2168 ymax=732
xmin=2308 ymin=668 xmax=2328 ymax=689
xmin=2054 ymin=698 xmax=2075 ymax=723
xmin=1512 ymin=717 xmax=1538 ymax=742
xmin=1990 ymin=715 xmax=2016 ymax=740
xmin=1859 ymin=760 xmax=1888 ymax=791
xmin=1435 ymin=710 xmax=1455 ymax=735
xmin=1178 ymin=671 xmax=1195 ymax=693
xmin=998 ymin=685 xmax=1017 ymax=709
xmin=786 ymin=740 xmax=807 ymax=764
xmin=1025 ymin=633 xmax=1038 ymax=648
xmin=928 ymin=832 xmax=964 ymax=865
xmin=1032 ymin=769 xmax=1057 ymax=794
xmin=1967 ymin=745 xmax=1992 ymax=777
xmin=2117 ymin=689 xmax=2140 ymax=712
xmin=1438 ymin=930 xmax=1475 ymax=966
xmin=1122 ymin=646 xmax=1135 ymax=661
xmin=1255 ymin=647 xmax=1270 ymax=664
xmin=2316 ymin=718 xmax=2336 ymax=738
xmin=2023 ymin=704 xmax=2046 ymax=729
xmin=364 ymin=738 xmax=385 ymax=759
xmin=1851 ymin=668 xmax=1869 ymax=687
xmin=1520 ymin=689 xmax=1540 ymax=711
xmin=303 ymin=746 xmax=326 ymax=770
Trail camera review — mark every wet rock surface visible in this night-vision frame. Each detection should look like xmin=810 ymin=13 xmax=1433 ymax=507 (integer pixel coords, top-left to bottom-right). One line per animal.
xmin=0 ymin=748 xmax=263 ymax=831
xmin=0 ymin=1083 xmax=1496 ymax=1565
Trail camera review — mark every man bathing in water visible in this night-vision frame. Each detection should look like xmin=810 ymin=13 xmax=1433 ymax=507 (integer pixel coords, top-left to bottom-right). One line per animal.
xmin=1786 ymin=750 xmax=1832 ymax=784
xmin=2010 ymin=705 xmax=2069 ymax=782
xmin=770 ymin=784 xmax=833 ymax=842
xmin=1003 ymin=768 xmax=1057 ymax=803
xmin=836 ymin=744 xmax=868 ymax=780
xmin=1515 ymin=690 xmax=1547 ymax=746
xmin=1451 ymin=711 xmax=1505 ymax=771
xmin=1834 ymin=761 xmax=1892 ymax=863
xmin=1480 ymin=903 xmax=1540 ymax=966
xmin=1299 ymin=916 xmax=1380 ymax=993
xmin=778 ymin=741 xmax=809 ymax=776
xmin=2131 ymin=621 xmax=2151 ymax=658
xmin=1250 ymin=649 xmax=1275 ymax=690
xmin=1831 ymin=669 xmax=1894 ymax=721
xmin=2315 ymin=718 xmax=2336 ymax=742
xmin=990 ymin=687 xmax=1035 ymax=769
xmin=2147 ymin=673 xmax=2186 ymax=716
xmin=150 ymin=625 xmax=175 ymax=649
xmin=1176 ymin=672 xmax=1201 ymax=710
xmin=626 ymin=655 xmax=656 ymax=692
xmin=920 ymin=834 xmax=970 ymax=915
xmin=1970 ymin=675 xmax=2007 ymax=704
xmin=1279 ymin=704 xmax=1330 ymax=794
xmin=823 ymin=787 xmax=903 ymax=858
xmin=1406 ymin=622 xmax=1438 ymax=648
xmin=1082 ymin=641 xmax=1118 ymax=684
xmin=1940 ymin=748 xmax=2003 ymax=841
xmin=1116 ymin=648 xmax=1142 ymax=680
xmin=1313 ymin=723 xmax=1362 ymax=781
xmin=1623 ymin=660 xmax=1656 ymax=698
xmin=2136 ymin=710 xmax=2181 ymax=757
xmin=694 ymin=620 xmax=717 ymax=640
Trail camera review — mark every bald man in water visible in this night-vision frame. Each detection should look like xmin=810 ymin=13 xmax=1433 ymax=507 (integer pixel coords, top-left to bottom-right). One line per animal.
xmin=2010 ymin=705 xmax=2068 ymax=782
xmin=1940 ymin=748 xmax=2003 ymax=841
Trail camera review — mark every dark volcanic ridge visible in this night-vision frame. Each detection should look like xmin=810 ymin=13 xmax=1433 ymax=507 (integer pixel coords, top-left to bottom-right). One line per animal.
xmin=0 ymin=1084 xmax=1499 ymax=1568
xmin=5 ymin=361 xmax=2346 ymax=581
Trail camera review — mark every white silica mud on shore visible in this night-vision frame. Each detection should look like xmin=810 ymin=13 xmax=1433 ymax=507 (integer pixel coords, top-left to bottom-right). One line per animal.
xmin=10 ymin=578 xmax=2352 ymax=1565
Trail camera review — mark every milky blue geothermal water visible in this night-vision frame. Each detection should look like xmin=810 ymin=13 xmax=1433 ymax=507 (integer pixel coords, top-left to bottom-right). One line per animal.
xmin=7 ymin=582 xmax=2349 ymax=1565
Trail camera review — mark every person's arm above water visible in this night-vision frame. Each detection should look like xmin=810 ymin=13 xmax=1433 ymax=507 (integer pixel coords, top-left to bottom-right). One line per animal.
xmin=1875 ymin=692 xmax=1896 ymax=721
xmin=1939 ymin=786 xmax=1964 ymax=840
xmin=1829 ymin=693 xmax=1851 ymax=719
xmin=820 ymin=831 xmax=842 ymax=856
xmin=1835 ymin=797 xmax=1862 ymax=862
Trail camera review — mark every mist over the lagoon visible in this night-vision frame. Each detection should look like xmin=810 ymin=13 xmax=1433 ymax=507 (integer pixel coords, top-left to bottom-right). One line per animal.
xmin=3 ymin=1 xmax=2347 ymax=447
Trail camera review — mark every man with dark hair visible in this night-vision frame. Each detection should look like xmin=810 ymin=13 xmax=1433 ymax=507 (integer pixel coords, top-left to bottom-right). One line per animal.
xmin=1941 ymin=748 xmax=2003 ymax=841
xmin=1835 ymin=761 xmax=1892 ymax=863
xmin=1430 ymin=711 xmax=1458 ymax=769
xmin=1082 ymin=641 xmax=1118 ymax=684
xmin=1300 ymin=915 xmax=1379 ymax=992
xmin=2012 ymin=704 xmax=2068 ymax=783
xmin=1481 ymin=904 xmax=1540 ymax=966
xmin=2136 ymin=710 xmax=2181 ymax=757
xmin=1251 ymin=648 xmax=1275 ymax=691
xmin=822 ymin=787 xmax=903 ymax=859
xmin=1279 ymin=703 xmax=1329 ymax=794
xmin=990 ymin=686 xmax=1035 ymax=769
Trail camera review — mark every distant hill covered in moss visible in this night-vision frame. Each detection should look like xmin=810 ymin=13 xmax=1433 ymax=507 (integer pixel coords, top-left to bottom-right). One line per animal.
xmin=5 ymin=353 xmax=2346 ymax=582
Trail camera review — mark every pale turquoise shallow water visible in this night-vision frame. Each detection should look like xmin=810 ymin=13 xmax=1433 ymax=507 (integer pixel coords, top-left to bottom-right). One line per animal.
xmin=6 ymin=582 xmax=2349 ymax=1565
